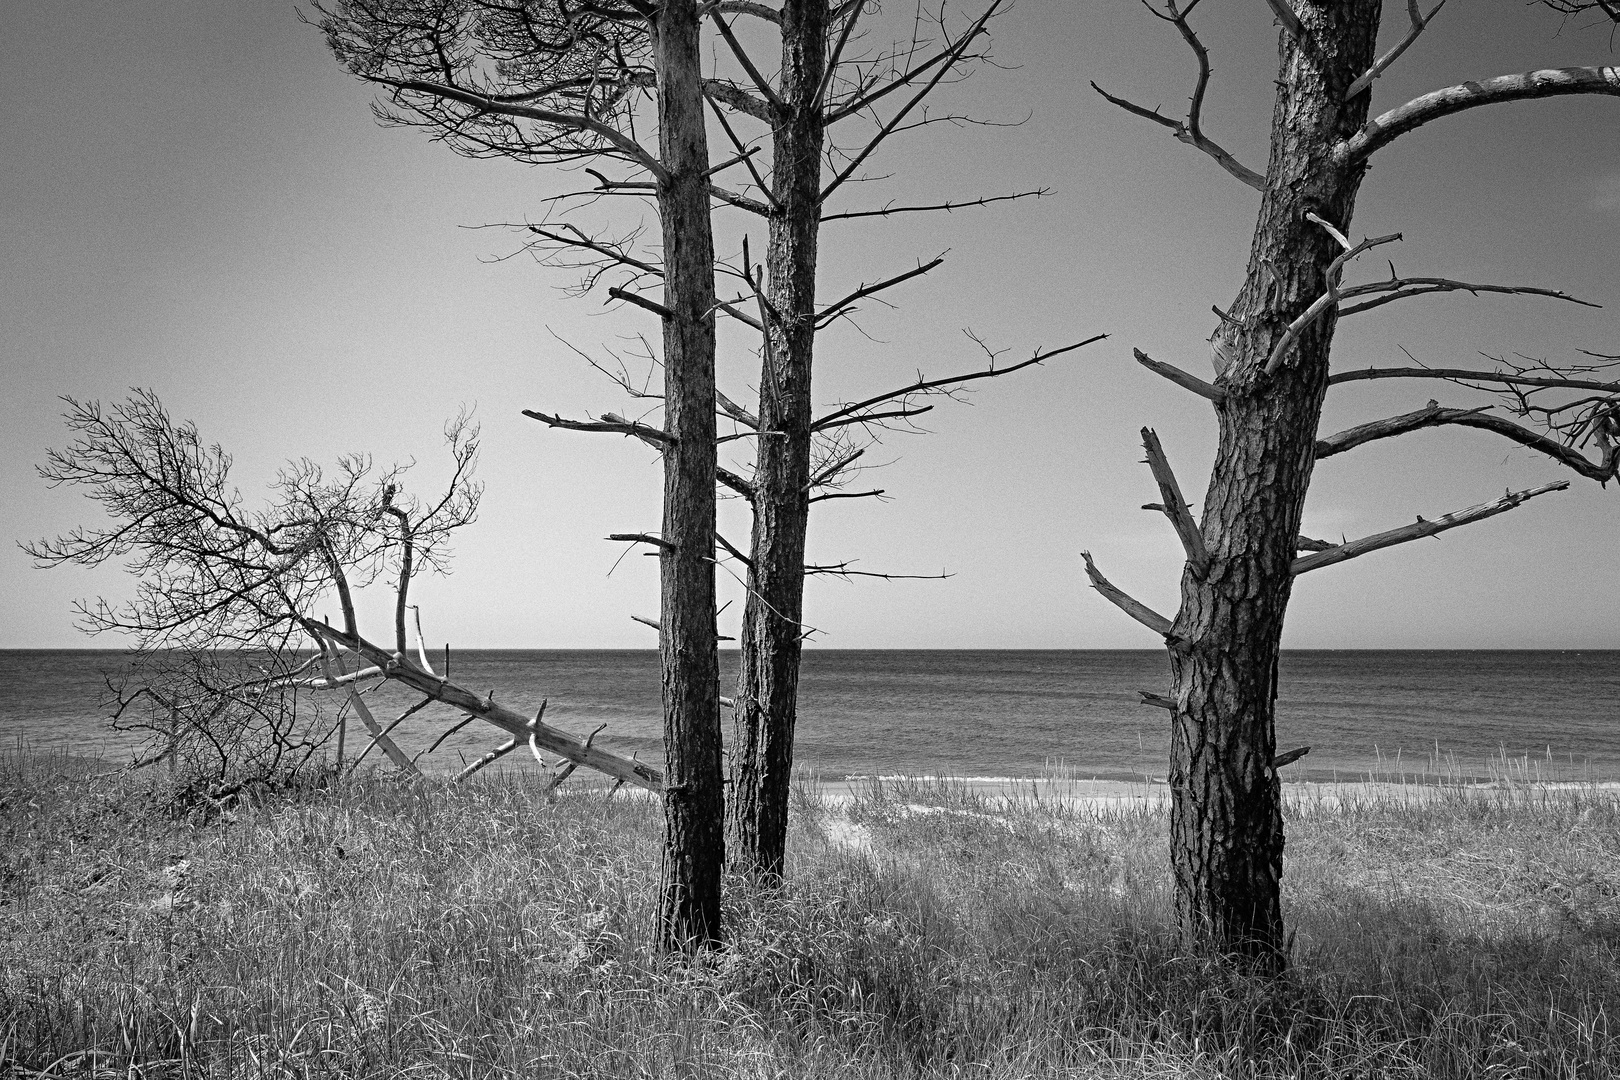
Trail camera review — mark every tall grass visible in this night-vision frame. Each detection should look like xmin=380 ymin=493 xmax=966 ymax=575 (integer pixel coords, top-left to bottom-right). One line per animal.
xmin=3 ymin=748 xmax=1619 ymax=1078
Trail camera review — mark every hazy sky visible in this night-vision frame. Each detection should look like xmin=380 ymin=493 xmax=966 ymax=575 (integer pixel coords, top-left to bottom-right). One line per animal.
xmin=3 ymin=1 xmax=1617 ymax=650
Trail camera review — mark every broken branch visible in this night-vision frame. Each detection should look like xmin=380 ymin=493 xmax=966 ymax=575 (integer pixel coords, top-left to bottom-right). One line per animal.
xmin=1291 ymin=481 xmax=1570 ymax=575
xmin=1140 ymin=428 xmax=1209 ymax=574
xmin=1134 ymin=348 xmax=1225 ymax=402
xmin=523 ymin=409 xmax=671 ymax=447
xmin=1272 ymin=745 xmax=1311 ymax=768
xmin=1080 ymin=550 xmax=1177 ymax=639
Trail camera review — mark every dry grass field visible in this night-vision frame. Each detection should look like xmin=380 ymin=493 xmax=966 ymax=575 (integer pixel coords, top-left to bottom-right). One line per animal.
xmin=3 ymin=748 xmax=1619 ymax=1078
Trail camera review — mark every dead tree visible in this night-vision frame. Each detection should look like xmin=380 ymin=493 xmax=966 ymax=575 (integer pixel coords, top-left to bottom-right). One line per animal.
xmin=537 ymin=1 xmax=1097 ymax=881
xmin=26 ymin=392 xmax=663 ymax=798
xmin=701 ymin=0 xmax=1084 ymax=880
xmin=319 ymin=0 xmax=725 ymax=949
xmin=1088 ymin=0 xmax=1620 ymax=967
xmin=320 ymin=0 xmax=1101 ymax=889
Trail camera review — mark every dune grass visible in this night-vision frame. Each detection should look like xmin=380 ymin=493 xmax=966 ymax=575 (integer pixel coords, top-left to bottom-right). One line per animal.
xmin=3 ymin=748 xmax=1619 ymax=1079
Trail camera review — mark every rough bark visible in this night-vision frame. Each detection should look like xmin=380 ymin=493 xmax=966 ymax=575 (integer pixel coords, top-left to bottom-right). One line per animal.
xmin=728 ymin=0 xmax=827 ymax=880
xmin=1166 ymin=0 xmax=1381 ymax=968
xmin=652 ymin=0 xmax=725 ymax=951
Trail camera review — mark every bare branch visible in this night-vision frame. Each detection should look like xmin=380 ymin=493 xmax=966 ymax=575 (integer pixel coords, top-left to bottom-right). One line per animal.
xmin=1089 ymin=0 xmax=1265 ymax=191
xmin=409 ymin=605 xmax=435 ymax=675
xmin=704 ymin=78 xmax=775 ymax=123
xmin=420 ymin=714 xmax=475 ymax=761
xmin=803 ymin=561 xmax=951 ymax=580
xmin=607 ymin=285 xmax=677 ymax=320
xmin=715 ymin=2 xmax=781 ymax=24
xmin=1337 ymin=66 xmax=1620 ymax=164
xmin=627 ymin=614 xmax=736 ymax=641
xmin=608 ymin=531 xmax=675 ymax=550
xmin=824 ymin=0 xmax=1002 ymax=124
xmin=809 ymin=487 xmax=886 ymax=503
xmin=1291 ymin=481 xmax=1570 ymax=575
xmin=335 ymin=672 xmax=419 ymax=776
xmin=1140 ymin=428 xmax=1209 ymax=574
xmin=814 ymin=334 xmax=1104 ymax=431
xmin=1330 ymin=365 xmax=1620 ymax=394
xmin=808 ymin=446 xmax=864 ymax=489
xmin=1345 ymin=0 xmax=1447 ymax=100
xmin=523 ymin=409 xmax=670 ymax=447
xmin=1315 ymin=402 xmax=1620 ymax=482
xmin=1079 ymin=550 xmax=1177 ymax=640
xmin=381 ymin=77 xmax=669 ymax=182
xmin=1139 ymin=690 xmax=1175 ymax=710
xmin=816 ymin=256 xmax=946 ymax=327
xmin=1272 ymin=745 xmax=1311 ymax=768
xmin=704 ymin=92 xmax=779 ymax=206
xmin=819 ymin=188 xmax=1050 ymax=223
xmin=1263 ymin=0 xmax=1306 ymax=41
xmin=1134 ymin=348 xmax=1225 ymax=402
xmin=709 ymin=10 xmax=786 ymax=112
xmin=1264 ymin=219 xmax=1403 ymax=375
xmin=715 ymin=388 xmax=759 ymax=429
xmin=526 ymin=222 xmax=662 ymax=279
xmin=351 ymin=693 xmax=433 ymax=770
xmin=716 ymin=466 xmax=757 ymax=500
xmin=820 ymin=2 xmax=1004 ymax=203
xmin=1334 ymin=276 xmax=1597 ymax=319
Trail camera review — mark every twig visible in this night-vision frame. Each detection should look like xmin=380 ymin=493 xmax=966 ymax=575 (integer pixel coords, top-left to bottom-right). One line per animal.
xmin=816 ymin=256 xmax=946 ymax=327
xmin=420 ymin=715 xmax=475 ymax=759
xmin=820 ymin=189 xmax=1050 ymax=223
xmin=1345 ymin=0 xmax=1447 ymax=100
xmin=1089 ymin=0 xmax=1266 ymax=191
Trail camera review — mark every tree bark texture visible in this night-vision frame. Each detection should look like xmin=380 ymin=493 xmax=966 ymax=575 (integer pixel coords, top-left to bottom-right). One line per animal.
xmin=728 ymin=0 xmax=827 ymax=879
xmin=1167 ymin=0 xmax=1381 ymax=967
xmin=652 ymin=0 xmax=724 ymax=951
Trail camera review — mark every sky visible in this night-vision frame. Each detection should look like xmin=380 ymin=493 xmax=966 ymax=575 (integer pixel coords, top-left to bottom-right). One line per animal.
xmin=2 ymin=0 xmax=1617 ymax=651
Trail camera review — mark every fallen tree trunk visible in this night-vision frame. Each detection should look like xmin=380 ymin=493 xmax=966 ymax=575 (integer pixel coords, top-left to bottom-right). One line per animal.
xmin=307 ymin=621 xmax=664 ymax=792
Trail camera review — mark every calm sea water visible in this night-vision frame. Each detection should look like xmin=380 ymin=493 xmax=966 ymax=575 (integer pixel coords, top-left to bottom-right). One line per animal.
xmin=1 ymin=650 xmax=1615 ymax=783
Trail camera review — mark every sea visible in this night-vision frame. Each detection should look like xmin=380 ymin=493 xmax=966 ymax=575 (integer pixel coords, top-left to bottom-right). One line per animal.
xmin=1 ymin=650 xmax=1616 ymax=785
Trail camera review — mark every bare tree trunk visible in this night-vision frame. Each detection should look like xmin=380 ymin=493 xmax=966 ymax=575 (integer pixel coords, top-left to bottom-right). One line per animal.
xmin=728 ymin=0 xmax=827 ymax=880
xmin=1167 ymin=0 xmax=1381 ymax=967
xmin=653 ymin=0 xmax=724 ymax=951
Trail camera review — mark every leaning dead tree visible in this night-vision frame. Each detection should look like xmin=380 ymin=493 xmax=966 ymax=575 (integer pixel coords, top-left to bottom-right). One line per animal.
xmin=320 ymin=0 xmax=725 ymax=949
xmin=1087 ymin=0 xmax=1619 ymax=967
xmin=26 ymin=391 xmax=662 ymax=797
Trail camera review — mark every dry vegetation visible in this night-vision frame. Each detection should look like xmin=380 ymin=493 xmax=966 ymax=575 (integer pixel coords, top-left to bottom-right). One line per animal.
xmin=3 ymin=749 xmax=1619 ymax=1079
